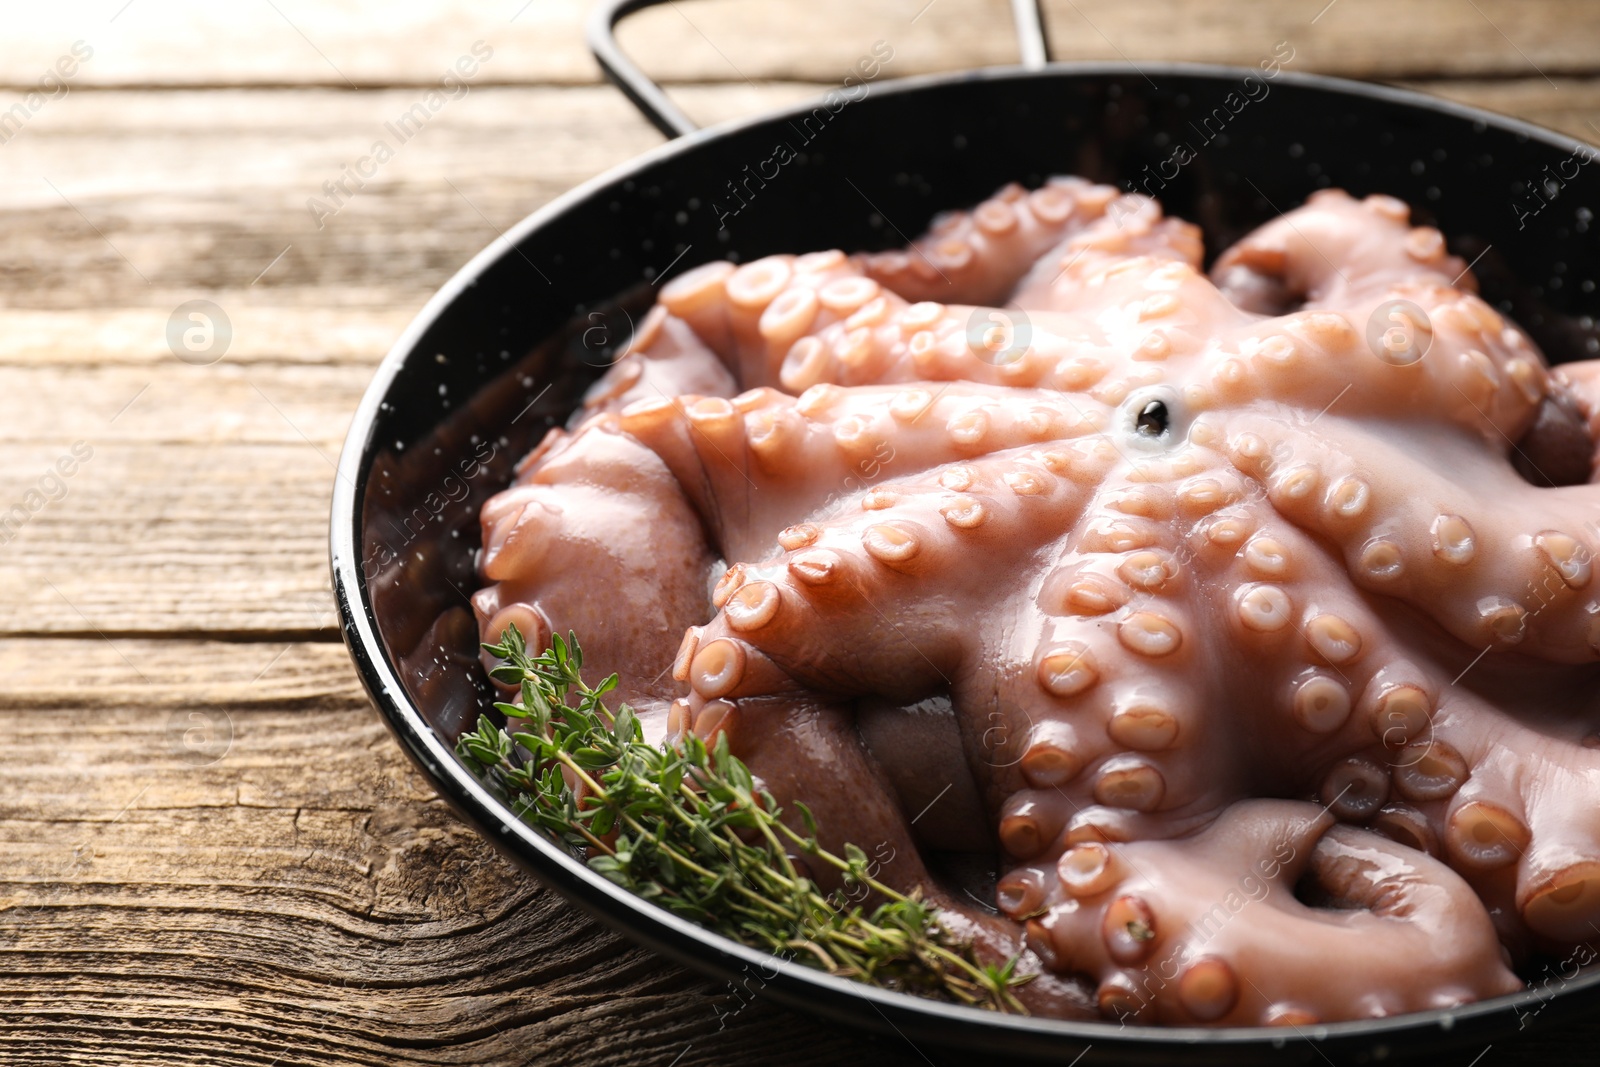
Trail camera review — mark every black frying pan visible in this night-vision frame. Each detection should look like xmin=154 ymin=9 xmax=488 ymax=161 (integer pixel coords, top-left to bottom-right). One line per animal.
xmin=331 ymin=2 xmax=1600 ymax=1061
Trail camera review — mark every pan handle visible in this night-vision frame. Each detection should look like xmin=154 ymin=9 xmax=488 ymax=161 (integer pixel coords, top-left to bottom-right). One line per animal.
xmin=586 ymin=0 xmax=1053 ymax=140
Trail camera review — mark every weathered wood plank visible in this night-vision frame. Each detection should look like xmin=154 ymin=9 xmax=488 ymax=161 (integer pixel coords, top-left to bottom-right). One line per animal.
xmin=620 ymin=0 xmax=1600 ymax=83
xmin=0 ymin=440 xmax=342 ymax=636
xmin=0 ymin=0 xmax=606 ymax=88
xmin=1 ymin=0 xmax=1596 ymax=90
xmin=0 ymin=84 xmax=795 ymax=311
xmin=0 ymin=306 xmax=413 ymax=367
xmin=0 ymin=360 xmax=485 ymax=636
xmin=0 ymin=661 xmax=925 ymax=1066
xmin=1 ymin=80 xmax=1595 ymax=320
xmin=0 ymin=638 xmax=362 ymax=710
xmin=0 ymin=362 xmax=362 ymax=444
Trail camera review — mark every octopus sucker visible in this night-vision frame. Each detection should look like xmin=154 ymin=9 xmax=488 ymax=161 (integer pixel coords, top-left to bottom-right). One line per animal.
xmin=688 ymin=636 xmax=748 ymax=698
xmin=1292 ymin=672 xmax=1353 ymax=734
xmin=1000 ymin=792 xmax=1067 ymax=859
xmin=1445 ymin=798 xmax=1531 ymax=871
xmin=1058 ymin=841 xmax=1121 ymax=896
xmin=1521 ymin=860 xmax=1600 ymax=942
xmin=1021 ymin=719 xmax=1088 ymax=788
xmin=477 ymin=177 xmax=1600 ymax=1026
xmin=1371 ymin=802 xmax=1440 ymax=856
xmin=1363 ymin=676 xmax=1436 ymax=749
xmin=1394 ymin=737 xmax=1470 ymax=801
xmin=1117 ymin=612 xmax=1184 ymax=658
xmin=1235 ymin=582 xmax=1293 ymax=633
xmin=1319 ymin=755 xmax=1390 ymax=822
xmin=1092 ymin=756 xmax=1168 ymax=811
xmin=1108 ymin=700 xmax=1181 ymax=751
xmin=1037 ymin=642 xmax=1100 ymax=697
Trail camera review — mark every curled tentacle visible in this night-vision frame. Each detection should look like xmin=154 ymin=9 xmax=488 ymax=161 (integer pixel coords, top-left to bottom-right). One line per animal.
xmin=1211 ymin=188 xmax=1472 ymax=312
xmin=1009 ymin=198 xmax=1205 ymax=313
xmin=1018 ymin=799 xmax=1519 ymax=1025
xmin=1549 ymin=360 xmax=1600 ymax=483
xmin=658 ymin=251 xmax=875 ymax=389
xmin=1373 ymin=697 xmax=1600 ymax=952
xmin=680 ymin=688 xmax=1103 ymax=1019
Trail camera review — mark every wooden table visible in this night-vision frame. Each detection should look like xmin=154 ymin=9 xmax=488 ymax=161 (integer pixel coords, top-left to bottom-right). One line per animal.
xmin=2 ymin=2 xmax=1597 ymax=1063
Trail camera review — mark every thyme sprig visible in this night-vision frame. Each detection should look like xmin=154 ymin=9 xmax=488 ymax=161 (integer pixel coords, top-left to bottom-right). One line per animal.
xmin=455 ymin=624 xmax=1029 ymax=1013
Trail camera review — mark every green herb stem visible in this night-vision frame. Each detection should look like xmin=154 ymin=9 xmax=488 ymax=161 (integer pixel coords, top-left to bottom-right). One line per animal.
xmin=456 ymin=624 xmax=1030 ymax=1013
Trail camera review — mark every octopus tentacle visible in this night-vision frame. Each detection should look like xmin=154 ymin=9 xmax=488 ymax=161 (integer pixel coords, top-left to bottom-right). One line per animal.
xmin=859 ymin=178 xmax=1120 ymax=307
xmin=579 ymin=307 xmax=738 ymax=418
xmin=682 ymin=688 xmax=1105 ymax=1020
xmin=682 ymin=447 xmax=1100 ymax=706
xmin=1223 ymin=412 xmax=1600 ymax=660
xmin=1211 ymin=188 xmax=1472 ymax=312
xmin=658 ymin=251 xmax=1078 ymax=394
xmin=657 ymin=251 xmax=874 ymax=388
xmin=1032 ymin=256 xmax=1256 ymax=392
xmin=1371 ymin=699 xmax=1600 ymax=950
xmin=859 ymin=178 xmax=1209 ymax=319
xmin=687 ymin=692 xmax=942 ymax=896
xmin=674 ymin=250 xmax=1262 ymax=401
xmin=1009 ymin=206 xmax=1206 ymax=313
xmin=1016 ymin=799 xmax=1519 ymax=1025
xmin=474 ymin=420 xmax=717 ymax=720
xmin=1018 ymin=478 xmax=1440 ymax=831
xmin=997 ymin=490 xmax=1239 ymax=827
xmin=1512 ymin=385 xmax=1595 ymax=488
xmin=613 ymin=385 xmax=1112 ymax=560
xmin=1188 ymin=502 xmax=1429 ymax=760
xmin=1192 ymin=291 xmax=1548 ymax=448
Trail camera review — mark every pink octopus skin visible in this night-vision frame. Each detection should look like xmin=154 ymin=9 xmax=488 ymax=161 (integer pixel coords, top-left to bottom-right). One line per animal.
xmin=474 ymin=178 xmax=1600 ymax=1025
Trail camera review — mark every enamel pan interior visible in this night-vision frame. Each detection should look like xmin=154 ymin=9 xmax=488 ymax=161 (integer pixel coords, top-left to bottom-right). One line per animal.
xmin=331 ymin=13 xmax=1600 ymax=1062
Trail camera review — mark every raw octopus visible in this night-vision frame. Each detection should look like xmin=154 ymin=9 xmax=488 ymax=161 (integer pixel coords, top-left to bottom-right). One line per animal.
xmin=471 ymin=177 xmax=1600 ymax=1026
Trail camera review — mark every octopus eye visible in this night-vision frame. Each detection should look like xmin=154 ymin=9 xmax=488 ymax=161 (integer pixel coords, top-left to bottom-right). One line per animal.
xmin=1135 ymin=400 xmax=1170 ymax=438
xmin=1120 ymin=387 xmax=1188 ymax=452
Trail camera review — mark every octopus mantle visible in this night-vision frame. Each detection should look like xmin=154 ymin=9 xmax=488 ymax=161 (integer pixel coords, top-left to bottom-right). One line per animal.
xmin=472 ymin=179 xmax=1600 ymax=1026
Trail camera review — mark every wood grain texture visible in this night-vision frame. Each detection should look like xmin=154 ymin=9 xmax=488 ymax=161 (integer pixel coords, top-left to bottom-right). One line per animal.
xmin=1 ymin=78 xmax=1595 ymax=317
xmin=0 ymin=77 xmax=1592 ymax=338
xmin=1 ymin=0 xmax=1597 ymax=88
xmin=617 ymin=0 xmax=1600 ymax=83
xmin=4 ymin=1 xmax=1600 ymax=1063
xmin=0 ymin=84 xmax=797 ymax=311
xmin=0 ymin=642 xmax=923 ymax=1066
xmin=0 ymin=440 xmax=339 ymax=637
